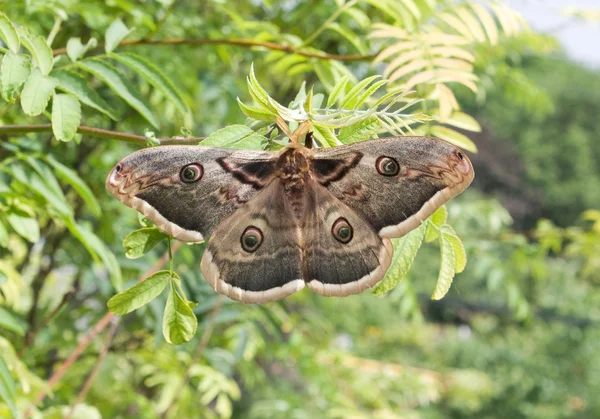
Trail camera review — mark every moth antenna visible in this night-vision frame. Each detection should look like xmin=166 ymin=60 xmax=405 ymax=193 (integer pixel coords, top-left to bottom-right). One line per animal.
xmin=305 ymin=132 xmax=314 ymax=149
xmin=289 ymin=121 xmax=311 ymax=145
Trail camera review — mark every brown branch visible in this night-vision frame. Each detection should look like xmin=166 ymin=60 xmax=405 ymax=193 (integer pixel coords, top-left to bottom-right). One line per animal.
xmin=26 ymin=242 xmax=181 ymax=417
xmin=161 ymin=295 xmax=224 ymax=418
xmin=67 ymin=319 xmax=120 ymax=419
xmin=0 ymin=124 xmax=205 ymax=146
xmin=52 ymin=37 xmax=376 ymax=61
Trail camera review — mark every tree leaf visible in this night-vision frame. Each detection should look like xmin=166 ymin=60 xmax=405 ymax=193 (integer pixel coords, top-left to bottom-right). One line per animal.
xmin=20 ymin=67 xmax=55 ymax=116
xmin=1 ymin=51 xmax=30 ymax=102
xmin=340 ymin=75 xmax=381 ymax=109
xmin=0 ymin=12 xmax=20 ymax=53
xmin=425 ymin=205 xmax=448 ymax=242
xmin=163 ymin=280 xmax=198 ymax=345
xmin=66 ymin=37 xmax=98 ymax=61
xmin=441 ymin=225 xmax=467 ymax=273
xmin=123 ymin=227 xmax=167 ymax=259
xmin=443 ymin=111 xmax=481 ymax=132
xmin=338 ymin=115 xmax=380 ymax=144
xmin=65 ymin=219 xmax=122 ymax=291
xmin=51 ymin=94 xmax=81 ymax=142
xmin=430 ymin=125 xmax=478 ymax=152
xmin=45 ymin=155 xmax=102 ymax=217
xmin=19 ymin=29 xmax=53 ymax=75
xmin=373 ymin=224 xmax=426 ymax=295
xmin=326 ymin=74 xmax=351 ymax=108
xmin=104 ymin=18 xmax=133 ymax=53
xmin=201 ymin=125 xmax=265 ymax=150
xmin=0 ymin=306 xmax=27 ymax=336
xmin=5 ymin=210 xmax=40 ymax=243
xmin=431 ymin=233 xmax=456 ymax=300
xmin=0 ymin=355 xmax=18 ymax=419
xmin=110 ymin=52 xmax=189 ymax=115
xmin=237 ymin=99 xmax=275 ymax=122
xmin=18 ymin=158 xmax=72 ymax=217
xmin=0 ymin=219 xmax=8 ymax=248
xmin=108 ymin=270 xmax=171 ymax=315
xmin=311 ymin=124 xmax=341 ymax=148
xmin=51 ymin=69 xmax=117 ymax=120
xmin=77 ymin=58 xmax=159 ymax=128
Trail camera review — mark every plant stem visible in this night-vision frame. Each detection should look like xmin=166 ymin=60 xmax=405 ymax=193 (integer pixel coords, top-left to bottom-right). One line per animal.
xmin=51 ymin=37 xmax=377 ymax=61
xmin=0 ymin=124 xmax=205 ymax=146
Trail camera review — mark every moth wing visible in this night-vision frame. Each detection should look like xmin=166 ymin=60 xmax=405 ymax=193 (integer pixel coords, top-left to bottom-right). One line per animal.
xmin=106 ymin=146 xmax=278 ymax=242
xmin=311 ymin=136 xmax=474 ymax=238
xmin=200 ymin=180 xmax=305 ymax=304
xmin=302 ymin=180 xmax=393 ymax=297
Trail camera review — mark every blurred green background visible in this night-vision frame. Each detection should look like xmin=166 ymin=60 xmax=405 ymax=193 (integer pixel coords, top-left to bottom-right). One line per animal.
xmin=1 ymin=1 xmax=600 ymax=418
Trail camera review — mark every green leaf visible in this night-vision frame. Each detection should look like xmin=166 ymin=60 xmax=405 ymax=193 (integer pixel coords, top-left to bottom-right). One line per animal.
xmin=237 ymin=99 xmax=275 ymax=122
xmin=338 ymin=115 xmax=380 ymax=144
xmin=19 ymin=158 xmax=72 ymax=217
xmin=440 ymin=225 xmax=467 ymax=273
xmin=104 ymin=18 xmax=133 ymax=53
xmin=19 ymin=29 xmax=53 ymax=75
xmin=1 ymin=51 xmax=30 ymax=102
xmin=108 ymin=270 xmax=171 ymax=315
xmin=77 ymin=58 xmax=159 ymax=128
xmin=0 ymin=219 xmax=8 ymax=248
xmin=444 ymin=111 xmax=481 ymax=132
xmin=345 ymin=79 xmax=387 ymax=110
xmin=201 ymin=125 xmax=266 ymax=150
xmin=0 ymin=306 xmax=27 ymax=336
xmin=20 ymin=67 xmax=55 ymax=116
xmin=5 ymin=210 xmax=40 ymax=243
xmin=431 ymin=233 xmax=456 ymax=300
xmin=45 ymin=155 xmax=102 ymax=217
xmin=123 ymin=227 xmax=167 ymax=259
xmin=51 ymin=94 xmax=81 ymax=142
xmin=425 ymin=206 xmax=448 ymax=242
xmin=430 ymin=125 xmax=477 ymax=153
xmin=163 ymin=281 xmax=198 ymax=345
xmin=373 ymin=224 xmax=426 ymax=295
xmin=51 ymin=69 xmax=117 ymax=120
xmin=0 ymin=355 xmax=18 ymax=419
xmin=340 ymin=75 xmax=381 ymax=109
xmin=66 ymin=37 xmax=98 ymax=62
xmin=311 ymin=124 xmax=341 ymax=148
xmin=0 ymin=12 xmax=20 ymax=53
xmin=65 ymin=219 xmax=122 ymax=291
xmin=247 ymin=63 xmax=278 ymax=113
xmin=110 ymin=52 xmax=189 ymax=115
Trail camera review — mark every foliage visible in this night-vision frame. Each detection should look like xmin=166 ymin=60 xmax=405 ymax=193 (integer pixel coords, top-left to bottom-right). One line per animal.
xmin=0 ymin=1 xmax=598 ymax=418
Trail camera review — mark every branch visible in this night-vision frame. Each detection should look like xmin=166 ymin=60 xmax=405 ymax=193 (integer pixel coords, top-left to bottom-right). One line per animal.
xmin=66 ymin=318 xmax=120 ymax=419
xmin=26 ymin=242 xmax=181 ymax=417
xmin=52 ymin=37 xmax=376 ymax=62
xmin=0 ymin=124 xmax=205 ymax=146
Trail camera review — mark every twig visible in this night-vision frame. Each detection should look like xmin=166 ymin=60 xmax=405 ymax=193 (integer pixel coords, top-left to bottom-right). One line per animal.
xmin=161 ymin=295 xmax=224 ymax=418
xmin=0 ymin=124 xmax=205 ymax=146
xmin=26 ymin=242 xmax=181 ymax=417
xmin=52 ymin=37 xmax=377 ymax=61
xmin=66 ymin=319 xmax=120 ymax=419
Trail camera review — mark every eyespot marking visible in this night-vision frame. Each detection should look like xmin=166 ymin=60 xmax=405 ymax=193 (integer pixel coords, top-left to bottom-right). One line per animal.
xmin=332 ymin=217 xmax=353 ymax=244
xmin=180 ymin=163 xmax=203 ymax=183
xmin=241 ymin=226 xmax=263 ymax=253
xmin=375 ymin=156 xmax=400 ymax=177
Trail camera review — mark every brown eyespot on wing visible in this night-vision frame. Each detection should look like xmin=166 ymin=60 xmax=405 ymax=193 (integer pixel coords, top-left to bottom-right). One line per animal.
xmin=106 ymin=146 xmax=278 ymax=242
xmin=311 ymin=136 xmax=474 ymax=238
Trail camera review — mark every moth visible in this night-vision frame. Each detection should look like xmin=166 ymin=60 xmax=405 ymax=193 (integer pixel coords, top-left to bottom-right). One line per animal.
xmin=106 ymin=136 xmax=474 ymax=303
